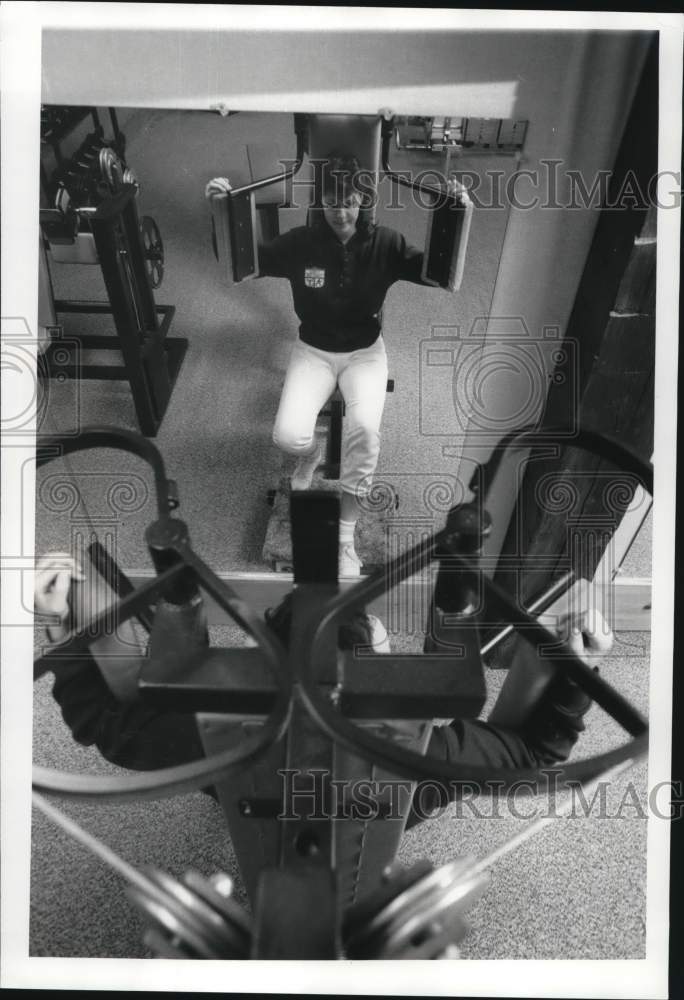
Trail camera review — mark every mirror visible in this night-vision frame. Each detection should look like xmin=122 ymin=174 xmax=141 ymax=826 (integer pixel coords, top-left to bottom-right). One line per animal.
xmin=36 ymin=107 xmax=516 ymax=596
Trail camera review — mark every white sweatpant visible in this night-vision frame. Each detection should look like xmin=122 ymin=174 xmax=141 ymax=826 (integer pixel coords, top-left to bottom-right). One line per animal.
xmin=272 ymin=337 xmax=389 ymax=496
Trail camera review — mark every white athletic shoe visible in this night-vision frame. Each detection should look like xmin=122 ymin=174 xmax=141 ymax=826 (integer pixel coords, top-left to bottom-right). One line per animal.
xmin=339 ymin=543 xmax=362 ymax=578
xmin=290 ymin=442 xmax=323 ymax=491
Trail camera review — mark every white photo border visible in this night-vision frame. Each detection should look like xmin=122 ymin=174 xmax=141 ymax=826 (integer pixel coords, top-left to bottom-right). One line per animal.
xmin=1 ymin=3 xmax=681 ymax=995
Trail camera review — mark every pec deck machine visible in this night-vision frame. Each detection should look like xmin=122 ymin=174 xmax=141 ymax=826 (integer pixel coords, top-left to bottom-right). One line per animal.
xmin=33 ymin=426 xmax=651 ymax=960
xmin=33 ymin=113 xmax=651 ymax=960
xmin=208 ymin=112 xmax=474 ymax=572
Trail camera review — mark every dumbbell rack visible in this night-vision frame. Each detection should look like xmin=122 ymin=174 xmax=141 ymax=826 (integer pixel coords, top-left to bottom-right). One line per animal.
xmin=39 ymin=106 xmax=185 ymax=437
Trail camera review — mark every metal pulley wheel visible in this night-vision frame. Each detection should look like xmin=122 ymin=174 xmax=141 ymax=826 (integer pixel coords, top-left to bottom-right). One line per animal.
xmin=48 ymin=184 xmax=79 ymax=241
xmin=344 ymin=856 xmax=490 ymax=959
xmin=54 ymin=184 xmax=72 ymax=216
xmin=125 ymin=867 xmax=252 ymax=960
xmin=140 ymin=215 xmax=164 ymax=288
xmin=99 ymin=146 xmax=124 ymax=193
xmin=123 ymin=166 xmax=140 ymax=194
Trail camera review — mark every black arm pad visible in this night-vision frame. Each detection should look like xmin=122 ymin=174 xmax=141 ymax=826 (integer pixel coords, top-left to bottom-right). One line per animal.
xmin=209 ymin=188 xmax=259 ymax=284
xmin=421 ymin=188 xmax=473 ymax=292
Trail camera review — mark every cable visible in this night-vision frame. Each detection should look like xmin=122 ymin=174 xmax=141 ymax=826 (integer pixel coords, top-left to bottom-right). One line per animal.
xmin=32 ymin=792 xmax=252 ymax=959
xmin=467 ymin=757 xmax=638 ymax=877
xmin=32 ymin=792 xmax=166 ymax=898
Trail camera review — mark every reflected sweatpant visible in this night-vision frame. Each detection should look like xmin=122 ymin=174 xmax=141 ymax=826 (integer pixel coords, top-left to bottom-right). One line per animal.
xmin=272 ymin=337 xmax=389 ymax=497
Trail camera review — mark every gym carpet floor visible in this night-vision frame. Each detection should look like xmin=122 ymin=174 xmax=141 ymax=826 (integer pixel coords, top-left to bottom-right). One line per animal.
xmin=31 ymin=109 xmax=652 ymax=960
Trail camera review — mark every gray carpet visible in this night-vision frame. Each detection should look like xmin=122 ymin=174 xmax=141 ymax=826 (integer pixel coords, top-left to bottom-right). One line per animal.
xmin=31 ymin=108 xmax=650 ymax=960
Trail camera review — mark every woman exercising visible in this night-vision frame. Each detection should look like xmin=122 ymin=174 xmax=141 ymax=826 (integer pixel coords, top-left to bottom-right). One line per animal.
xmin=207 ymin=154 xmax=457 ymax=576
xmin=36 ymin=553 xmax=613 ymax=817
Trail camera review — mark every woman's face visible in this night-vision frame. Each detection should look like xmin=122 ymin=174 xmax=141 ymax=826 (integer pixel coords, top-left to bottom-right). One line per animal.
xmin=322 ymin=190 xmax=361 ymax=242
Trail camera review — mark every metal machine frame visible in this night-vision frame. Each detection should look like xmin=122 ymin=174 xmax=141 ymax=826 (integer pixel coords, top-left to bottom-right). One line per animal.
xmin=39 ymin=105 xmax=186 ymax=437
xmin=33 ymin=425 xmax=651 ymax=959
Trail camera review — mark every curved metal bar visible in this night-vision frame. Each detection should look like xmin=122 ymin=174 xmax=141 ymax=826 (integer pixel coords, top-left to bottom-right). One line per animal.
xmin=471 ymin=424 xmax=654 ymax=499
xmin=33 ymin=429 xmax=295 ymax=801
xmin=228 ymin=119 xmax=307 ymax=199
xmin=297 ymin=426 xmax=653 ymax=790
xmin=33 ymin=548 xmax=294 ymax=799
xmin=32 ymin=693 xmax=292 ymax=800
xmin=36 ymin=426 xmax=177 ymax=517
xmin=295 ymin=534 xmax=647 ymax=789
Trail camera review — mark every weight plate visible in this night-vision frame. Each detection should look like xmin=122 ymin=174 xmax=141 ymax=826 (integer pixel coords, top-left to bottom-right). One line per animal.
xmin=54 ymin=185 xmax=71 ymax=215
xmin=182 ymin=873 xmax=251 ymax=956
xmin=143 ymin=924 xmax=194 ymax=960
xmin=378 ymin=869 xmax=490 ymax=958
xmin=144 ymin=868 xmax=240 ymax=957
xmin=343 ymin=859 xmax=433 ymax=947
xmin=123 ymin=166 xmax=140 ymax=193
xmin=126 ymin=885 xmax=223 ymax=960
xmin=140 ymin=215 xmax=164 ymax=289
xmin=98 ymin=146 xmax=124 ymax=193
xmin=183 ymin=870 xmax=252 ymax=937
xmin=180 ymin=873 xmax=251 ymax=957
xmin=346 ymin=856 xmax=484 ymax=958
xmin=350 ymin=857 xmax=471 ymax=948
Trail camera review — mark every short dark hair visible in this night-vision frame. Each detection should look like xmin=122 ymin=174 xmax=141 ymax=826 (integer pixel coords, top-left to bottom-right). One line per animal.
xmin=310 ymin=151 xmax=376 ymax=235
xmin=321 ymin=152 xmax=364 ymax=203
xmin=264 ymin=591 xmax=373 ymax=649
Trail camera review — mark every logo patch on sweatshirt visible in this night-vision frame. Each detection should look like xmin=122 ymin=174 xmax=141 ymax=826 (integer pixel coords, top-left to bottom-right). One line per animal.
xmin=304 ymin=267 xmax=325 ymax=289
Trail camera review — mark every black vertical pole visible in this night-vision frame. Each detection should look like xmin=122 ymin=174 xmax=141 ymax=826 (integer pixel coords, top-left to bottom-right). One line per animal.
xmin=120 ymin=193 xmax=159 ymax=333
xmin=90 ymin=191 xmax=159 ymax=434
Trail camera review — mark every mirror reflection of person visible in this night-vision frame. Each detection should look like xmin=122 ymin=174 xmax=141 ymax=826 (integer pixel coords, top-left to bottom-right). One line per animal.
xmin=207 ymin=154 xmax=465 ymax=576
xmin=35 ymin=554 xmax=613 ymax=821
